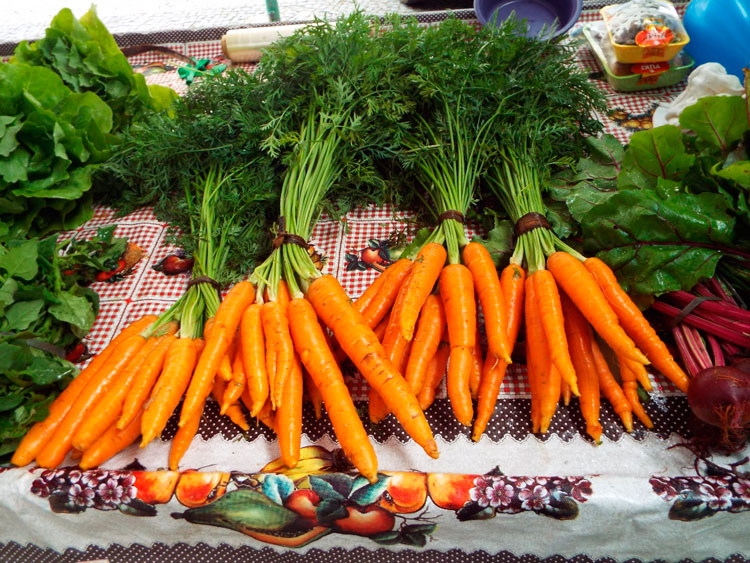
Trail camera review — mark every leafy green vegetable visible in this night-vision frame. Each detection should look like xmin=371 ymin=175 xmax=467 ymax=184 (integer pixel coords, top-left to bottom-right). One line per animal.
xmin=580 ymin=189 xmax=735 ymax=295
xmin=547 ymin=135 xmax=623 ymax=229
xmin=1 ymin=7 xmax=175 ymax=241
xmin=551 ymin=72 xmax=750 ymax=297
xmin=678 ymin=95 xmax=747 ymax=154
xmin=0 ymin=226 xmax=127 ymax=459
xmin=12 ymin=7 xmax=176 ymax=132
xmin=616 ymin=126 xmax=695 ymax=190
xmin=98 ymin=68 xmax=281 ymax=280
xmin=0 ymin=63 xmax=114 ymax=239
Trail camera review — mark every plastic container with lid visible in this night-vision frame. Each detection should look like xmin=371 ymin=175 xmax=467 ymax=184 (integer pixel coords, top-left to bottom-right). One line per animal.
xmin=583 ymin=21 xmax=694 ymax=92
xmin=600 ymin=0 xmax=689 ymax=63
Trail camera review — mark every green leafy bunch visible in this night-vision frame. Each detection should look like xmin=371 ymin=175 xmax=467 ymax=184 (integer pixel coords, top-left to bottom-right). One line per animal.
xmin=0 ymin=226 xmax=126 ymax=458
xmin=0 ymin=63 xmax=115 ymax=240
xmin=99 ymin=69 xmax=281 ymax=278
xmin=12 ymin=7 xmax=176 ymax=132
xmin=254 ymin=12 xmax=420 ymax=213
xmin=549 ymin=70 xmax=750 ymax=297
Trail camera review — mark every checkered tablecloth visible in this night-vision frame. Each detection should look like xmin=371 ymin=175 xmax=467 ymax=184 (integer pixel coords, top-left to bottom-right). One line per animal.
xmin=6 ymin=5 xmax=748 ymax=563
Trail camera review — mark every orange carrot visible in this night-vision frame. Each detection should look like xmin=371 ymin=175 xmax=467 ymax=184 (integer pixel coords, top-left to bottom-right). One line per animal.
xmin=212 ymin=377 xmax=249 ymax=432
xmin=275 ymin=351 xmax=303 ymax=469
xmin=583 ymin=257 xmax=688 ymax=392
xmin=36 ymin=332 xmax=149 ymax=468
xmin=462 ymin=242 xmax=511 ymax=362
xmin=562 ymin=294 xmax=602 ymax=443
xmin=404 ymin=294 xmax=446 ymax=395
xmin=79 ymin=410 xmax=143 ymax=471
xmin=532 ymin=269 xmax=580 ymax=397
xmin=547 ymin=252 xmax=649 ymax=366
xmin=169 ymin=404 xmax=202 ymax=471
xmin=11 ymin=315 xmax=156 ymax=467
xmin=303 ymin=368 xmax=323 ymax=420
xmin=381 ymin=272 xmax=412 ymax=373
xmin=118 ymin=332 xmax=177 ymax=430
xmin=439 ymin=263 xmax=476 ymax=426
xmin=367 ymin=388 xmax=389 ymax=424
xmin=262 ymin=300 xmax=294 ymax=410
xmin=501 ymin=264 xmax=526 ymax=348
xmin=72 ymin=335 xmax=163 ymax=452
xmin=248 ymin=394 xmax=276 ymax=432
xmin=307 ymin=274 xmax=438 ymax=458
xmin=539 ymin=346 xmax=561 ymax=434
xmin=469 ymin=320 xmax=483 ymax=399
xmin=180 ymin=280 xmax=254 ymax=428
xmin=372 ymin=281 xmax=414 ymax=423
xmin=417 ymin=342 xmax=450 ymax=411
xmin=447 ymin=346 xmax=475 ymax=426
xmin=221 ymin=347 xmax=247 ymax=415
xmin=217 ymin=330 xmax=239 ymax=382
xmin=524 ymin=275 xmax=551 ymax=433
xmin=140 ymin=338 xmax=201 ymax=447
xmin=396 ymin=243 xmax=447 ymax=341
xmin=622 ymin=356 xmax=653 ymax=392
xmin=590 ymin=339 xmax=633 ymax=432
xmin=240 ymin=388 xmax=275 ymax=431
xmin=526 ymin=341 xmax=541 ymax=433
xmin=373 ymin=314 xmax=389 ymax=342
xmin=471 ymin=264 xmax=526 ymax=442
xmin=277 ymin=280 xmax=292 ymax=308
xmin=360 ymin=258 xmax=413 ymax=329
xmin=354 ymin=265 xmax=390 ymax=312
xmin=619 ymin=356 xmax=654 ymax=429
xmin=240 ymin=303 xmax=269 ymax=417
xmin=561 ymin=381 xmax=571 ymax=406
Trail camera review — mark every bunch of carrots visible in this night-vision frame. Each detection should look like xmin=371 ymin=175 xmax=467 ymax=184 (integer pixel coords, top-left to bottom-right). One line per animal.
xmin=476 ymin=148 xmax=691 ymax=442
xmin=11 ymin=166 xmax=262 ymax=471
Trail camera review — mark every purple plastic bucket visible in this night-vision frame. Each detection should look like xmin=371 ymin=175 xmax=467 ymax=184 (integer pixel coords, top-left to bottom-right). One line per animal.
xmin=474 ymin=0 xmax=583 ymax=38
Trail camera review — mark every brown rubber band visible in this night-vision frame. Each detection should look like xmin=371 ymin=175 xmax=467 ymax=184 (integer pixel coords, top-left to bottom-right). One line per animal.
xmin=272 ymin=232 xmax=309 ymax=250
xmin=271 ymin=216 xmax=309 ymax=250
xmin=438 ymin=210 xmax=465 ymax=224
xmin=671 ymin=295 xmax=724 ymax=327
xmin=514 ymin=212 xmax=553 ymax=238
xmin=186 ymin=276 xmax=222 ymax=291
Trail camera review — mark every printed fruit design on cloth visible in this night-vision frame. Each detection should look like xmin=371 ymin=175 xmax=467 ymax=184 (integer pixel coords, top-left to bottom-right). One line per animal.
xmin=28 ymin=448 xmax=592 ymax=548
xmin=345 ymin=237 xmax=399 ymax=272
xmin=167 ymin=460 xmax=438 ymax=547
xmin=174 ymin=470 xmax=230 ymax=507
xmin=132 ymin=470 xmax=180 ymax=504
xmin=427 ymin=472 xmax=478 ymax=511
xmin=283 ymin=489 xmax=322 ymax=525
xmin=379 ymin=471 xmax=428 ymax=513
xmin=333 ymin=505 xmax=396 ymax=536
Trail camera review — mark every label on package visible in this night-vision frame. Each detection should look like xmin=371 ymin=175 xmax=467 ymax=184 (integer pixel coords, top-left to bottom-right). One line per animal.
xmin=631 ymin=61 xmax=670 ymax=84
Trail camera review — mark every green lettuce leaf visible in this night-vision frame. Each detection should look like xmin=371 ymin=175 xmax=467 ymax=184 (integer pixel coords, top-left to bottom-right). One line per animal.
xmin=13 ymin=7 xmax=176 ymax=132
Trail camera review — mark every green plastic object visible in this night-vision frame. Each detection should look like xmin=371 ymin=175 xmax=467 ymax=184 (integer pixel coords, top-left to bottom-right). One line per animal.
xmin=583 ymin=24 xmax=694 ymax=92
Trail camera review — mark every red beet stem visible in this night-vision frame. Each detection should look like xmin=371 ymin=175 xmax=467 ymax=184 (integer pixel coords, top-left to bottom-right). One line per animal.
xmin=672 ymin=325 xmax=702 ymax=377
xmin=652 ymin=300 xmax=750 ymax=347
xmin=683 ymin=324 xmax=712 ymax=371
xmin=707 ymin=334 xmax=725 ymax=367
xmin=666 ymin=290 xmax=750 ymax=322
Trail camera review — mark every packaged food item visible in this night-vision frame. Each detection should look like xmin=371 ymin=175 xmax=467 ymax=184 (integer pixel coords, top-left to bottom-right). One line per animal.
xmin=601 ymin=0 xmax=689 ymax=63
xmin=583 ymin=22 xmax=694 ymax=92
